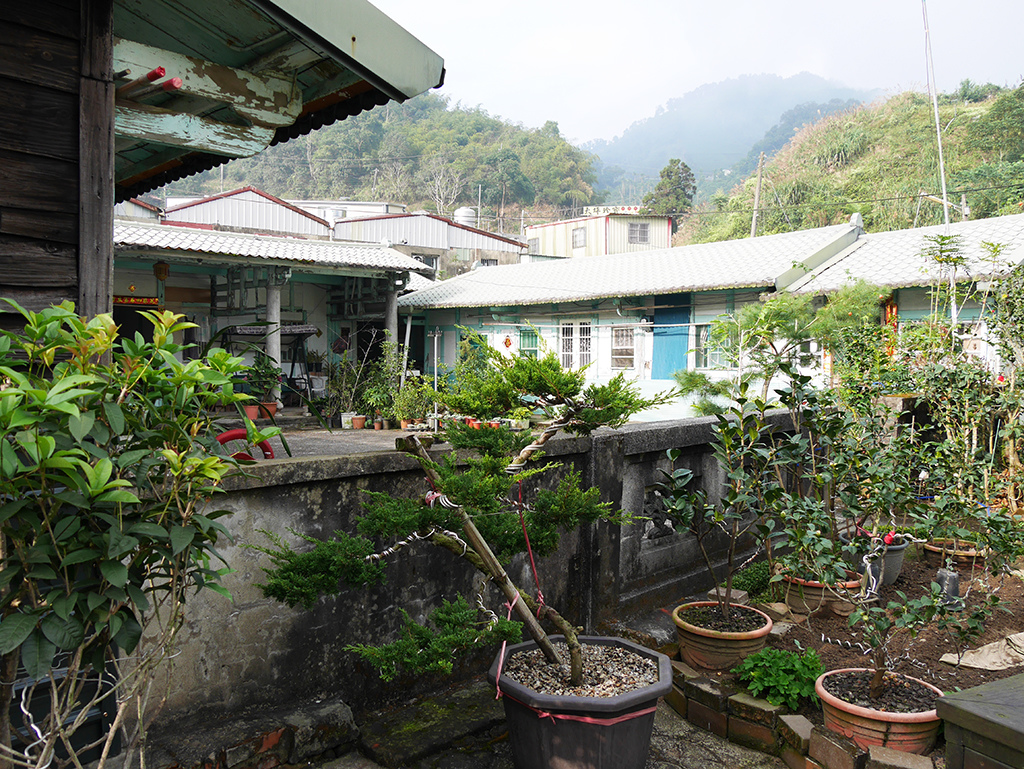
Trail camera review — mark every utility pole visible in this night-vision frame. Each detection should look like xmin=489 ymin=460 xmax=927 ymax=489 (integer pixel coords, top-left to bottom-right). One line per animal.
xmin=750 ymin=152 xmax=765 ymax=237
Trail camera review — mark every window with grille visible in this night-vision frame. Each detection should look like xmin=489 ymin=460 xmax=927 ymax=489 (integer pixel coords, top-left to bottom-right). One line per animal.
xmin=560 ymin=321 xmax=592 ymax=369
xmin=480 ymin=258 xmax=498 ymax=266
xmin=612 ymin=327 xmax=635 ymax=369
xmin=572 ymin=227 xmax=586 ymax=249
xmin=528 ymin=238 xmax=540 ymax=254
xmin=519 ymin=328 xmax=539 ymax=359
xmin=628 ymin=222 xmax=650 ymax=244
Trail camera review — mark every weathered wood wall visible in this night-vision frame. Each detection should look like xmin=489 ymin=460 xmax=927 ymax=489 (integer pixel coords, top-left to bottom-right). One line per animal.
xmin=0 ymin=2 xmax=113 ymax=328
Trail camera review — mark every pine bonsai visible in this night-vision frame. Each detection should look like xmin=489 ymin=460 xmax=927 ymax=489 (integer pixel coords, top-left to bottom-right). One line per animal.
xmin=256 ymin=340 xmax=672 ymax=685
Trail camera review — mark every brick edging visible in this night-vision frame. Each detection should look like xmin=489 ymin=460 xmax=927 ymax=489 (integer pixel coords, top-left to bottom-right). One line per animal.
xmin=666 ymin=660 xmax=937 ymax=769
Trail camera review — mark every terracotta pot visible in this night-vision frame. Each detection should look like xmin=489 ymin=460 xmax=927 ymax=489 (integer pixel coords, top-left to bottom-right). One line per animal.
xmin=488 ymin=635 xmax=672 ymax=769
xmin=816 ymin=668 xmax=942 ymax=754
xmin=400 ymin=419 xmax=412 ymax=430
xmin=373 ymin=420 xmax=383 ymax=430
xmin=242 ymin=403 xmax=260 ymax=420
xmin=258 ymin=402 xmax=278 ymax=418
xmin=671 ymin=601 xmax=772 ymax=670
xmin=778 ymin=571 xmax=862 ymax=615
xmin=350 ymin=415 xmax=367 ymax=429
xmin=922 ymin=539 xmax=986 ymax=570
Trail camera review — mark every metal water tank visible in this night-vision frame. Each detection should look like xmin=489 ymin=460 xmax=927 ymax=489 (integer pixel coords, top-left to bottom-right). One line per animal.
xmin=454 ymin=207 xmax=476 ymax=227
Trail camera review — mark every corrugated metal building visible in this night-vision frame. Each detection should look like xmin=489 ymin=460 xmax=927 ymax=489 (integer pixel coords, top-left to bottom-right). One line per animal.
xmin=525 ymin=213 xmax=673 ymax=258
xmin=164 ymin=188 xmax=331 ymax=238
xmin=332 ymin=212 xmax=527 ymax=278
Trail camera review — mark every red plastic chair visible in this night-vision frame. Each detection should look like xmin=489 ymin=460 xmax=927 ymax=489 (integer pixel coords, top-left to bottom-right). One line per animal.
xmin=216 ymin=428 xmax=274 ymax=461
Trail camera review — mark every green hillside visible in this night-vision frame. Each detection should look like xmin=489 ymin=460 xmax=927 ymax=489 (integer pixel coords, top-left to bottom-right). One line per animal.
xmin=684 ymin=84 xmax=1024 ymax=243
xmin=164 ymin=92 xmax=602 ymax=228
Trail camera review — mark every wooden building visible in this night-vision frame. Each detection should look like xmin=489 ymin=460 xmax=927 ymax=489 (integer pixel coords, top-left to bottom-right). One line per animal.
xmin=0 ymin=1 xmax=444 ymax=330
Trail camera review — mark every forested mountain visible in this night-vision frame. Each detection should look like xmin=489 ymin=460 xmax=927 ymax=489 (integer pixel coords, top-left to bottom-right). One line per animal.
xmin=682 ymin=82 xmax=1024 ymax=244
xmin=165 ymin=93 xmax=602 ymax=230
xmin=585 ymin=73 xmax=879 ymax=186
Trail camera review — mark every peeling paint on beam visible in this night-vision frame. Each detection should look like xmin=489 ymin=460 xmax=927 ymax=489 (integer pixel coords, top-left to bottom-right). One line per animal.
xmin=115 ymin=102 xmax=274 ymax=157
xmin=113 ymin=38 xmax=301 ymax=128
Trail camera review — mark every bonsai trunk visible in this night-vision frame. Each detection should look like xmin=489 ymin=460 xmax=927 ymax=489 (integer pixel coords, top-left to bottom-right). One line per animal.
xmin=402 ymin=436 xmax=584 ymax=682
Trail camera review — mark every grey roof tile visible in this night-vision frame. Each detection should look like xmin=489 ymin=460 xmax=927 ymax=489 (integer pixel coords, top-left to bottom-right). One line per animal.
xmin=399 ymin=223 xmax=858 ymax=309
xmin=114 ymin=220 xmax=431 ymax=273
xmin=789 ymin=214 xmax=1024 ymax=294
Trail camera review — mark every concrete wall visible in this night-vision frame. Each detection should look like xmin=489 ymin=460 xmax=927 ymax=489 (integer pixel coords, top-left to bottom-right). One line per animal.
xmin=161 ymin=414 xmax=790 ymax=726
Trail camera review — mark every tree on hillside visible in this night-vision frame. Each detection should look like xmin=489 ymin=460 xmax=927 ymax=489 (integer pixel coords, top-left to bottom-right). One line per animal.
xmin=641 ymin=158 xmax=696 ymax=228
xmin=421 ymin=152 xmax=465 ymax=216
xmin=483 ymin=148 xmax=534 ymax=232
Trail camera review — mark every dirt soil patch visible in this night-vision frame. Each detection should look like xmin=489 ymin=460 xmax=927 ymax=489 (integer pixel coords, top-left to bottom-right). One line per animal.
xmin=758 ymin=546 xmax=1024 ymax=762
xmin=766 ymin=550 xmax=1024 ymax=696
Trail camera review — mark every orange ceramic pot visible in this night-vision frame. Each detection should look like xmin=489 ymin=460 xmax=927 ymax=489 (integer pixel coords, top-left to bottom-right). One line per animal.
xmin=816 ymin=669 xmax=942 ymax=754
xmin=671 ymin=601 xmax=772 ymax=671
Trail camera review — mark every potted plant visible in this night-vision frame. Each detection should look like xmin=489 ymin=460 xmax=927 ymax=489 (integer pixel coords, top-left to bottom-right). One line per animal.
xmin=658 ymin=385 xmax=776 ymax=670
xmin=815 ymin=586 xmax=950 ymax=754
xmin=255 ymin=341 xmax=676 ymax=769
xmin=393 ymin=376 xmax=432 ymax=429
xmin=246 ymin=350 xmax=282 ymax=418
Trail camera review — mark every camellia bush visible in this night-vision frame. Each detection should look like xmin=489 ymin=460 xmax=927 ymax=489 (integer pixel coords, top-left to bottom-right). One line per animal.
xmin=0 ymin=301 xmax=274 ymax=769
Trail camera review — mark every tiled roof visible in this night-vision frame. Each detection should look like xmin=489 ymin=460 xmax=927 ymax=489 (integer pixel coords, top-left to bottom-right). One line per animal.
xmin=788 ymin=214 xmax=1024 ymax=294
xmin=399 ymin=223 xmax=858 ymax=309
xmin=113 ymin=220 xmax=432 ymax=274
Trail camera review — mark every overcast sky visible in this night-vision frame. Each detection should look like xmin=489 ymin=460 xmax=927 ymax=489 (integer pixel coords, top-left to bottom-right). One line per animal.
xmin=373 ymin=0 xmax=1024 ymax=146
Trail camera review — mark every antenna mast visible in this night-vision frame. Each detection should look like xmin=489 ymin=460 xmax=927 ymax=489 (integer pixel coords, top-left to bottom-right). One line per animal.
xmin=922 ymin=0 xmax=950 ymax=231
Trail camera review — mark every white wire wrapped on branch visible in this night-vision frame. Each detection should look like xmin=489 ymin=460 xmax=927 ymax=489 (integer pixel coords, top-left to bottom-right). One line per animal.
xmin=363 ymin=526 xmax=469 ymax=562
xmin=502 ymin=395 xmax=579 ymax=475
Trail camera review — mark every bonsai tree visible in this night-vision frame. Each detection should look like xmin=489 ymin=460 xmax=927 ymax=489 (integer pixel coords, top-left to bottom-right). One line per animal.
xmin=0 ymin=301 xmax=269 ymax=769
xmin=256 ymin=338 xmax=672 ymax=685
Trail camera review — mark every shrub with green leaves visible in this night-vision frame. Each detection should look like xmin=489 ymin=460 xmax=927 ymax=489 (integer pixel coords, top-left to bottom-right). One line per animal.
xmin=0 ymin=300 xmax=273 ymax=768
xmin=733 ymin=646 xmax=824 ymax=710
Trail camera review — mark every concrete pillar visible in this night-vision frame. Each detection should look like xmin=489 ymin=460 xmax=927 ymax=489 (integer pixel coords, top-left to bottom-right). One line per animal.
xmin=266 ymin=267 xmax=290 ymax=404
xmin=385 ymin=278 xmax=399 ymax=343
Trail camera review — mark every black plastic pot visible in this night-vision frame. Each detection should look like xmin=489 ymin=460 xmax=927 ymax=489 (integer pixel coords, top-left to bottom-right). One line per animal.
xmin=487 ymin=636 xmax=672 ymax=769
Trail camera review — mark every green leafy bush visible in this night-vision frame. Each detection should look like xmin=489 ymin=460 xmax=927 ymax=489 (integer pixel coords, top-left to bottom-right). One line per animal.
xmin=0 ymin=300 xmax=274 ymax=767
xmin=728 ymin=561 xmax=772 ymax=600
xmin=733 ymin=646 xmax=824 ymax=710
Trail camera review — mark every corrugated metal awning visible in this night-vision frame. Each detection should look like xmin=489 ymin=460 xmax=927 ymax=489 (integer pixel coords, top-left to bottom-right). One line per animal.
xmin=113 ymin=0 xmax=444 ymax=201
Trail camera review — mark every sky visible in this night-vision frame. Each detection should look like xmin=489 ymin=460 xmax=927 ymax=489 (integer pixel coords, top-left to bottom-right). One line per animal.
xmin=372 ymin=0 xmax=1024 ymax=146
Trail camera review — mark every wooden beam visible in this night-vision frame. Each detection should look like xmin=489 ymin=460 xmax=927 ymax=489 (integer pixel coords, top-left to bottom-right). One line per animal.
xmin=115 ymin=101 xmax=275 ymax=157
xmin=79 ymin=0 xmax=114 ymax=319
xmin=113 ymin=38 xmax=301 ymax=128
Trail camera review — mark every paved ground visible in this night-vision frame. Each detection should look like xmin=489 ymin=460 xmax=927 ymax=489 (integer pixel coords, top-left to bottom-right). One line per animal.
xmin=316 ymin=687 xmax=784 ymax=769
xmin=219 ymin=409 xmax=434 ymax=458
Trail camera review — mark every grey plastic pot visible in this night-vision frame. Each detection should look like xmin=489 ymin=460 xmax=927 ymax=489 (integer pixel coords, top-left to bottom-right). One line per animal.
xmin=840 ymin=533 xmax=909 ymax=586
xmin=487 ymin=635 xmax=672 ymax=769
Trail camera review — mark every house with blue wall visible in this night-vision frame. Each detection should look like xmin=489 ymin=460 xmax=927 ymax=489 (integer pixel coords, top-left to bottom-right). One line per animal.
xmin=399 ymin=212 xmax=1024 ymax=418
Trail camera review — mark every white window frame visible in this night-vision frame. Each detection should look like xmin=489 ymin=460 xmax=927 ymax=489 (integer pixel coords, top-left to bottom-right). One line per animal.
xmin=611 ymin=326 xmax=635 ymax=369
xmin=694 ymin=324 xmax=733 ymax=370
xmin=528 ymin=237 xmax=540 ymax=254
xmin=572 ymin=227 xmax=586 ymax=249
xmin=560 ymin=321 xmax=592 ymax=369
xmin=628 ymin=222 xmax=650 ymax=245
